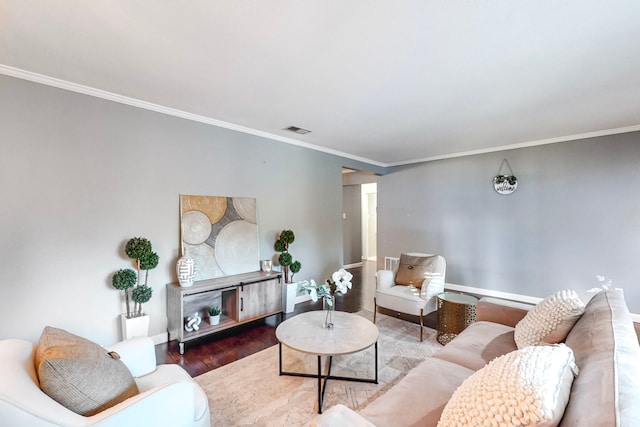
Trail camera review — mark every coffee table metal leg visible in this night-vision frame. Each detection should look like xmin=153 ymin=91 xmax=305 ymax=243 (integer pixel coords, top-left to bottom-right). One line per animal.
xmin=278 ymin=344 xmax=377 ymax=414
xmin=375 ymin=341 xmax=378 ymax=384
xmin=317 ymin=356 xmax=322 ymax=413
xmin=318 ymin=355 xmax=334 ymax=414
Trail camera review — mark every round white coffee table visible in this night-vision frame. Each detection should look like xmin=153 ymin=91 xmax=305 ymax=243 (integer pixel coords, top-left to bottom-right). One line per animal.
xmin=276 ymin=310 xmax=379 ymax=413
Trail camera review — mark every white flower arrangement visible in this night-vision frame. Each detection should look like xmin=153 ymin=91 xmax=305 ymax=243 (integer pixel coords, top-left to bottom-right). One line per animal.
xmin=300 ymin=268 xmax=353 ymax=307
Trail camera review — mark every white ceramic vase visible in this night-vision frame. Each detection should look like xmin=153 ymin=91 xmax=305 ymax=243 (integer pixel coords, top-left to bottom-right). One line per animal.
xmin=176 ymin=253 xmax=196 ymax=287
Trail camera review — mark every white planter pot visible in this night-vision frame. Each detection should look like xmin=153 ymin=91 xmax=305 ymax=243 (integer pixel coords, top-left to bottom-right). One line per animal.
xmin=209 ymin=314 xmax=220 ymax=326
xmin=120 ymin=314 xmax=150 ymax=340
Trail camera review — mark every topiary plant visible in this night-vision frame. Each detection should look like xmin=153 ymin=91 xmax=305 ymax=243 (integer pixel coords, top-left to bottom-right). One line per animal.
xmin=113 ymin=237 xmax=159 ymax=318
xmin=112 ymin=268 xmax=137 ymax=318
xmin=275 ymin=229 xmax=301 ymax=283
xmin=132 ymin=285 xmax=153 ymax=316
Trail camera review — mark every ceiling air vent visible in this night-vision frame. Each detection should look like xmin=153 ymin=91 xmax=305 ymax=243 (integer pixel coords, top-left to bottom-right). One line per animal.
xmin=284 ymin=126 xmax=311 ymax=135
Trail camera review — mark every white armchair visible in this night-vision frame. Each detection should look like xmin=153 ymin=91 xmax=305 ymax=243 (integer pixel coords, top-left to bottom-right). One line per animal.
xmin=0 ymin=336 xmax=210 ymax=427
xmin=374 ymin=253 xmax=446 ymax=341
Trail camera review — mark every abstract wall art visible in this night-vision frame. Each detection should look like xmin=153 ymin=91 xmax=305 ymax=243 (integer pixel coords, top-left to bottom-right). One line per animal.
xmin=179 ymin=195 xmax=259 ymax=281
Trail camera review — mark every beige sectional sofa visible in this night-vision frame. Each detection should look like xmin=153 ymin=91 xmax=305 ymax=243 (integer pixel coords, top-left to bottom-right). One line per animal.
xmin=313 ymin=290 xmax=640 ymax=426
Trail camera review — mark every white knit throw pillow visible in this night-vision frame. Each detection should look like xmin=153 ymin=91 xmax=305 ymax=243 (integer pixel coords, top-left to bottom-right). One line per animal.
xmin=514 ymin=289 xmax=585 ymax=349
xmin=438 ymin=344 xmax=578 ymax=427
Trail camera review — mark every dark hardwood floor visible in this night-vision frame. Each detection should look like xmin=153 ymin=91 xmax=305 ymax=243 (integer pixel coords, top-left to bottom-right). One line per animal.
xmin=155 ymin=261 xmax=435 ymax=377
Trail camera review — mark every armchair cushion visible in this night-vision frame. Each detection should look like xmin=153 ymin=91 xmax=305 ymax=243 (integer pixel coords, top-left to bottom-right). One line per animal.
xmin=376 ymin=285 xmax=427 ymax=316
xmin=35 ymin=326 xmax=139 ymax=416
xmin=395 ymin=253 xmax=438 ymax=288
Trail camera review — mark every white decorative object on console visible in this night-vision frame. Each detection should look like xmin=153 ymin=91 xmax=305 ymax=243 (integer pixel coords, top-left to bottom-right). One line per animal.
xmin=176 ymin=252 xmax=196 ymax=287
xmin=184 ymin=312 xmax=201 ymax=332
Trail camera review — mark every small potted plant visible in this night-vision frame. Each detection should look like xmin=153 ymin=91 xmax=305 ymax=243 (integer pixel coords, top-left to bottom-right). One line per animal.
xmin=208 ymin=305 xmax=222 ymax=326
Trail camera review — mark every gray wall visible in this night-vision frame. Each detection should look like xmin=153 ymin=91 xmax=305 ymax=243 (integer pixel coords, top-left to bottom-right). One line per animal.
xmin=378 ymin=132 xmax=640 ymax=313
xmin=3 ymin=72 xmax=638 ymax=345
xmin=342 ymin=185 xmax=362 ymax=265
xmin=0 ymin=74 xmax=365 ymax=344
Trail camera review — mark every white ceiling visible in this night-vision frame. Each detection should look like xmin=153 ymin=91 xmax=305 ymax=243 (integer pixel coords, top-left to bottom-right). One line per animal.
xmin=2 ymin=1 xmax=640 ymax=167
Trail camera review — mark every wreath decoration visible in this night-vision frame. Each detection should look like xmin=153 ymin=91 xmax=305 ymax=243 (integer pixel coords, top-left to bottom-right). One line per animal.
xmin=493 ymin=159 xmax=518 ymax=195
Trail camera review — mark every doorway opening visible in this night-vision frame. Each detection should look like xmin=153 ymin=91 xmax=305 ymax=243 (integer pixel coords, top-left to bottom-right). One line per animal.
xmin=362 ymin=183 xmax=377 ymax=262
xmin=342 ymin=168 xmax=378 ymax=267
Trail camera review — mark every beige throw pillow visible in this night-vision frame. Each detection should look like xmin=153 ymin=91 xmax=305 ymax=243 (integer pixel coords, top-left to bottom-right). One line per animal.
xmin=514 ymin=289 xmax=585 ymax=349
xmin=438 ymin=344 xmax=578 ymax=427
xmin=35 ymin=326 xmax=139 ymax=416
xmin=395 ymin=254 xmax=438 ymax=288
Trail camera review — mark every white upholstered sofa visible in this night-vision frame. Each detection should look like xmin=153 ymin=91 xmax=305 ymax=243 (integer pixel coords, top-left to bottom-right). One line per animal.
xmin=0 ymin=334 xmax=210 ymax=427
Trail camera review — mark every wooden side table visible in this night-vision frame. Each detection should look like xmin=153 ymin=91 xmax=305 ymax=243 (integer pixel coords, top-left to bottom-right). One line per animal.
xmin=437 ymin=292 xmax=478 ymax=345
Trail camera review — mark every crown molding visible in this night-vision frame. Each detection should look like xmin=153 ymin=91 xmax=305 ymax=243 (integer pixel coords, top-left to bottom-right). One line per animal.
xmin=387 ymin=124 xmax=640 ymax=167
xmin=0 ymin=64 xmax=387 ymax=168
xmin=3 ymin=64 xmax=638 ymax=170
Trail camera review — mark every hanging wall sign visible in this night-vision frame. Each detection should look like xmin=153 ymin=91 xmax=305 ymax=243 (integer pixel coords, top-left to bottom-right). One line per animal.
xmin=493 ymin=159 xmax=518 ymax=195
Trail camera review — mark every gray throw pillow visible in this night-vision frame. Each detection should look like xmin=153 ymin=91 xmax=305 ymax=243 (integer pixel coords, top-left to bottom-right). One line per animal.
xmin=35 ymin=326 xmax=139 ymax=416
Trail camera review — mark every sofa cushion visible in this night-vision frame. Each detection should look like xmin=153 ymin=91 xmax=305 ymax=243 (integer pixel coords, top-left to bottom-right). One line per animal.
xmin=514 ymin=289 xmax=585 ymax=349
xmin=359 ymin=357 xmax=474 ymax=427
xmin=432 ymin=321 xmax=518 ymax=371
xmin=35 ymin=326 xmax=139 ymax=416
xmin=376 ymin=284 xmax=428 ymax=316
xmin=560 ymin=290 xmax=640 ymax=426
xmin=438 ymin=344 xmax=578 ymax=427
xmin=395 ymin=253 xmax=438 ymax=288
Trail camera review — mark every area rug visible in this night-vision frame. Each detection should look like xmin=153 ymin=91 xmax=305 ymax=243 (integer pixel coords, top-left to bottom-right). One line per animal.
xmin=194 ymin=310 xmax=442 ymax=426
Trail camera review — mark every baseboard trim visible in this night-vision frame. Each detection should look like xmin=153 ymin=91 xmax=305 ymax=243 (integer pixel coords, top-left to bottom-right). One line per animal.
xmin=344 ymin=262 xmax=363 ymax=269
xmin=151 ymin=333 xmax=167 ymax=345
xmin=444 ymin=283 xmax=543 ymax=305
xmin=445 ymin=282 xmax=640 ymax=323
